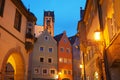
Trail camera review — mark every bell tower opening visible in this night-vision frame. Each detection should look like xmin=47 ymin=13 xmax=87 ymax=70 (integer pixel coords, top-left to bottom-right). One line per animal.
xmin=44 ymin=11 xmax=55 ymax=36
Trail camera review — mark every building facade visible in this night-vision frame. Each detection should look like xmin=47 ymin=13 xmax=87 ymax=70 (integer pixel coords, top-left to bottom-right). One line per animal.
xmin=69 ymin=36 xmax=81 ymax=80
xmin=100 ymin=0 xmax=120 ymax=80
xmin=54 ymin=32 xmax=73 ymax=80
xmin=0 ymin=0 xmax=36 ymax=80
xmin=29 ymin=30 xmax=58 ymax=80
xmin=78 ymin=0 xmax=120 ymax=80
xmin=34 ymin=25 xmax=43 ymax=38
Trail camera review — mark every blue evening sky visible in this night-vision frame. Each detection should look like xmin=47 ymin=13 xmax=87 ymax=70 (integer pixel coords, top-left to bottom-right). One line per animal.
xmin=21 ymin=0 xmax=86 ymax=37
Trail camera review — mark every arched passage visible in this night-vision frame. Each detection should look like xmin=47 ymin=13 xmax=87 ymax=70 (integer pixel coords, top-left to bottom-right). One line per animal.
xmin=1 ymin=47 xmax=25 ymax=80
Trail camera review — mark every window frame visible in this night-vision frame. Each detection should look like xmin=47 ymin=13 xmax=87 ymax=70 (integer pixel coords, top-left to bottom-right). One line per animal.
xmin=39 ymin=46 xmax=44 ymax=52
xmin=0 ymin=0 xmax=5 ymax=17
xmin=40 ymin=57 xmax=44 ymax=62
xmin=60 ymin=47 xmax=64 ymax=52
xmin=48 ymin=47 xmax=53 ymax=53
xmin=42 ymin=68 xmax=48 ymax=75
xmin=44 ymin=35 xmax=49 ymax=41
xmin=48 ymin=57 xmax=52 ymax=63
xmin=50 ymin=69 xmax=56 ymax=75
xmin=33 ymin=67 xmax=39 ymax=74
xmin=14 ymin=9 xmax=22 ymax=32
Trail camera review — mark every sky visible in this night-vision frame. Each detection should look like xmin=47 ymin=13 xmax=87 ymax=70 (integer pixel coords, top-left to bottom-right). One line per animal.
xmin=21 ymin=0 xmax=86 ymax=37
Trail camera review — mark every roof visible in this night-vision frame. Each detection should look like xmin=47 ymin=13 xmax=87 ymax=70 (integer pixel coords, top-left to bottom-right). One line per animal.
xmin=54 ymin=33 xmax=63 ymax=42
xmin=68 ymin=36 xmax=77 ymax=45
xmin=44 ymin=11 xmax=55 ymax=22
xmin=44 ymin=11 xmax=54 ymax=17
xmin=12 ymin=0 xmax=37 ymax=22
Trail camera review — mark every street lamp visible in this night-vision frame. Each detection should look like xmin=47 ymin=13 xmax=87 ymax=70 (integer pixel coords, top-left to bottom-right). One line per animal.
xmin=94 ymin=30 xmax=101 ymax=41
xmin=94 ymin=30 xmax=111 ymax=80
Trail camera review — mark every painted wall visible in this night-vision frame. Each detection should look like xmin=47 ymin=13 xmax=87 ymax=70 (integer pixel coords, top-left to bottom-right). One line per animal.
xmin=30 ymin=30 xmax=58 ymax=80
xmin=0 ymin=0 xmax=35 ymax=80
xmin=57 ymin=32 xmax=73 ymax=80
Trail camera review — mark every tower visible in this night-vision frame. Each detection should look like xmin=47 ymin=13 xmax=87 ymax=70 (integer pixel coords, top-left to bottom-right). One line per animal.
xmin=44 ymin=11 xmax=55 ymax=36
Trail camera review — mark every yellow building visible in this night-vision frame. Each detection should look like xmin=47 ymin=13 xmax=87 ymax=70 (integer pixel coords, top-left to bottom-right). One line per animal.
xmin=0 ymin=0 xmax=36 ymax=80
xmin=78 ymin=0 xmax=120 ymax=80
xmin=100 ymin=0 xmax=120 ymax=80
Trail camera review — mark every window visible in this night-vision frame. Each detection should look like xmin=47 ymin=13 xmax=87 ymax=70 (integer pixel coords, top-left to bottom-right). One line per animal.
xmin=64 ymin=58 xmax=67 ymax=63
xmin=48 ymin=58 xmax=52 ymax=63
xmin=0 ymin=0 xmax=5 ymax=17
xmin=49 ymin=48 xmax=52 ymax=53
xmin=68 ymin=70 xmax=72 ymax=75
xmin=44 ymin=36 xmax=49 ymax=41
xmin=50 ymin=69 xmax=55 ymax=75
xmin=40 ymin=57 xmax=44 ymax=62
xmin=42 ymin=68 xmax=47 ymax=75
xmin=59 ymin=58 xmax=63 ymax=63
xmin=34 ymin=67 xmax=39 ymax=74
xmin=40 ymin=47 xmax=44 ymax=51
xmin=60 ymin=47 xmax=64 ymax=52
xmin=64 ymin=70 xmax=67 ymax=74
xmin=14 ymin=10 xmax=22 ymax=31
xmin=66 ymin=48 xmax=70 ymax=53
xmin=64 ymin=39 xmax=67 ymax=43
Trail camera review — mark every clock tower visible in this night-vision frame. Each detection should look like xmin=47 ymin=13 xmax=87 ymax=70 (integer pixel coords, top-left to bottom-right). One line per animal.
xmin=44 ymin=11 xmax=55 ymax=36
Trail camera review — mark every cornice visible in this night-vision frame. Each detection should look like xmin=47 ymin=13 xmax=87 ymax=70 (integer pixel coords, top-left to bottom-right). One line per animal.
xmin=11 ymin=0 xmax=37 ymax=22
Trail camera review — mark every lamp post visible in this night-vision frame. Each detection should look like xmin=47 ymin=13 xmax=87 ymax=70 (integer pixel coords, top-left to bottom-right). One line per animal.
xmin=94 ymin=31 xmax=111 ymax=80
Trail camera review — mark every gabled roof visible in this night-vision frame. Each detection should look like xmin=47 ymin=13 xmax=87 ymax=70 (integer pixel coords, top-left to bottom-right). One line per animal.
xmin=68 ymin=36 xmax=77 ymax=45
xmin=54 ymin=33 xmax=63 ymax=42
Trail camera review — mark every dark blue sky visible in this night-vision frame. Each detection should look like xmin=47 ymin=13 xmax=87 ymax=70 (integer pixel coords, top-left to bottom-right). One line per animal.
xmin=22 ymin=0 xmax=86 ymax=37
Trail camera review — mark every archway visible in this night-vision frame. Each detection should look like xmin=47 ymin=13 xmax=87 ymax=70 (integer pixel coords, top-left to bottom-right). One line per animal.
xmin=1 ymin=48 xmax=25 ymax=80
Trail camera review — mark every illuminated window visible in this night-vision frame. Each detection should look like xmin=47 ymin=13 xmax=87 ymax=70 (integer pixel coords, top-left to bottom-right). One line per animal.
xmin=34 ymin=67 xmax=39 ymax=74
xmin=64 ymin=58 xmax=67 ymax=63
xmin=14 ymin=10 xmax=22 ymax=32
xmin=59 ymin=58 xmax=63 ymax=63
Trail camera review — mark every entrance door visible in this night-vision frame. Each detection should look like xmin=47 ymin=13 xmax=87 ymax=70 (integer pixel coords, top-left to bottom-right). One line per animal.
xmin=4 ymin=63 xmax=14 ymax=80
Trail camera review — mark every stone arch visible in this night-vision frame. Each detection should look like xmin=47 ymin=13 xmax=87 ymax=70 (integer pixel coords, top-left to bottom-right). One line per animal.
xmin=1 ymin=46 xmax=25 ymax=80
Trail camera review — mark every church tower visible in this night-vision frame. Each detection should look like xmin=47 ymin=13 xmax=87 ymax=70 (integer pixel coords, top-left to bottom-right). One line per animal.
xmin=44 ymin=11 xmax=55 ymax=36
